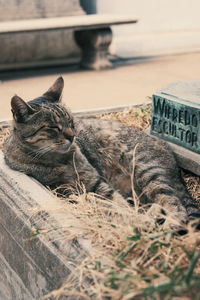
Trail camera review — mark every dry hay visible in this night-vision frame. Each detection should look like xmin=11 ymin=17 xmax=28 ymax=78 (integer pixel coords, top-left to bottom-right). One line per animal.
xmin=42 ymin=192 xmax=200 ymax=300
xmin=100 ymin=104 xmax=152 ymax=131
xmin=0 ymin=106 xmax=200 ymax=300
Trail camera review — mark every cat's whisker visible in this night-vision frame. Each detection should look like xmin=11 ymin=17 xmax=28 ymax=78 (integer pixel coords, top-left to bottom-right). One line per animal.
xmin=30 ymin=145 xmax=53 ymax=161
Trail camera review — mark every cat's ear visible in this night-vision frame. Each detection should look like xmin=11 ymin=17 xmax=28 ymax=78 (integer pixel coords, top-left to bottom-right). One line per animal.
xmin=11 ymin=95 xmax=35 ymax=122
xmin=43 ymin=76 xmax=64 ymax=103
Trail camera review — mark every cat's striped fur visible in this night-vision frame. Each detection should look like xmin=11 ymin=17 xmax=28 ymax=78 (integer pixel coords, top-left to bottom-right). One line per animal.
xmin=4 ymin=77 xmax=200 ymax=226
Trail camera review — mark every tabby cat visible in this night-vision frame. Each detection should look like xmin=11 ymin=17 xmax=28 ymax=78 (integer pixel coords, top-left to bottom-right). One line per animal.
xmin=4 ymin=77 xmax=200 ymax=226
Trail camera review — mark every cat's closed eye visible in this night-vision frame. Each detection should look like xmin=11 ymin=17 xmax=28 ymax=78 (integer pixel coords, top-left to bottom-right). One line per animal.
xmin=46 ymin=126 xmax=61 ymax=135
xmin=45 ymin=128 xmax=60 ymax=139
xmin=22 ymin=125 xmax=46 ymax=138
xmin=48 ymin=126 xmax=61 ymax=131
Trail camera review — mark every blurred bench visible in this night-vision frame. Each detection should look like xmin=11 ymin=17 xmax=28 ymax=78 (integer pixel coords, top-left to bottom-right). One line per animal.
xmin=0 ymin=14 xmax=138 ymax=70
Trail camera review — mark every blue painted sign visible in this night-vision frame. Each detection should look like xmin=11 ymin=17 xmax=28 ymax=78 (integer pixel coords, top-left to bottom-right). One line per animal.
xmin=151 ymin=95 xmax=200 ymax=154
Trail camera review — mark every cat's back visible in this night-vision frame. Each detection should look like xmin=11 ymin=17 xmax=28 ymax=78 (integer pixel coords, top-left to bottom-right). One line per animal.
xmin=75 ymin=116 xmax=177 ymax=172
xmin=75 ymin=116 xmax=142 ymax=148
xmin=75 ymin=116 xmax=165 ymax=153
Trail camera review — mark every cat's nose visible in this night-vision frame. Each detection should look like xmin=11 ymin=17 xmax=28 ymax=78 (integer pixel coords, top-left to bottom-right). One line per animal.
xmin=63 ymin=128 xmax=74 ymax=143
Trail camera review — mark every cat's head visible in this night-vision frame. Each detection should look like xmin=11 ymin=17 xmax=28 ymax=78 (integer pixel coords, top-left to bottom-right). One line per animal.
xmin=11 ymin=77 xmax=75 ymax=155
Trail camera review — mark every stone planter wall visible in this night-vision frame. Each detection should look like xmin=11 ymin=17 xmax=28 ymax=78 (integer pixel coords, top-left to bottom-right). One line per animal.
xmin=0 ymin=151 xmax=90 ymax=299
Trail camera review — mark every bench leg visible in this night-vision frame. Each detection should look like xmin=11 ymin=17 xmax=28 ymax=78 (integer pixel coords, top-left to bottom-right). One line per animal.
xmin=74 ymin=27 xmax=112 ymax=70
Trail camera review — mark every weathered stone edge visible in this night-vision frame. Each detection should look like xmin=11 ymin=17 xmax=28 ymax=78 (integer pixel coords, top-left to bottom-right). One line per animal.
xmin=0 ymin=152 xmax=90 ymax=298
xmin=0 ymin=251 xmax=34 ymax=300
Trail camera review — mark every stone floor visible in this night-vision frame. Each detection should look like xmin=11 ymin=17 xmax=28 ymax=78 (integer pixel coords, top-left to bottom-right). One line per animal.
xmin=1 ymin=51 xmax=200 ymax=120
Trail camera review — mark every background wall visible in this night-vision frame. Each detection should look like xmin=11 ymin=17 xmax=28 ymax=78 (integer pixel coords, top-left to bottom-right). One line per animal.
xmin=97 ymin=0 xmax=200 ymax=57
xmin=1 ymin=0 xmax=200 ymax=69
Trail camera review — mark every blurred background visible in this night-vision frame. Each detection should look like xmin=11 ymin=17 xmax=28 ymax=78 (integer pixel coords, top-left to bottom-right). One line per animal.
xmin=1 ymin=0 xmax=200 ymax=119
xmin=98 ymin=0 xmax=200 ymax=57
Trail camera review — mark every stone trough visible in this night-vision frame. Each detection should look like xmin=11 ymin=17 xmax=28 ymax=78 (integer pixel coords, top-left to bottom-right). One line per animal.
xmin=0 ymin=82 xmax=199 ymax=298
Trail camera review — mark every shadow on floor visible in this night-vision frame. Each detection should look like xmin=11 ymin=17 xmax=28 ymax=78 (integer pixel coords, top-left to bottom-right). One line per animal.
xmin=0 ymin=55 xmax=157 ymax=82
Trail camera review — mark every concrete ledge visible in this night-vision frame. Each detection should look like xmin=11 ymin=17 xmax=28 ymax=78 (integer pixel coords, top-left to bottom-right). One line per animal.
xmin=74 ymin=103 xmax=148 ymax=117
xmin=165 ymin=141 xmax=200 ymax=176
xmin=0 ymin=151 xmax=90 ymax=299
xmin=146 ymin=128 xmax=200 ymax=176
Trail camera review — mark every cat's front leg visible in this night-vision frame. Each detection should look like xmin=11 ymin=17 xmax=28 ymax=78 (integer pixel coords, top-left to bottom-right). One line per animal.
xmin=60 ymin=148 xmax=125 ymax=201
